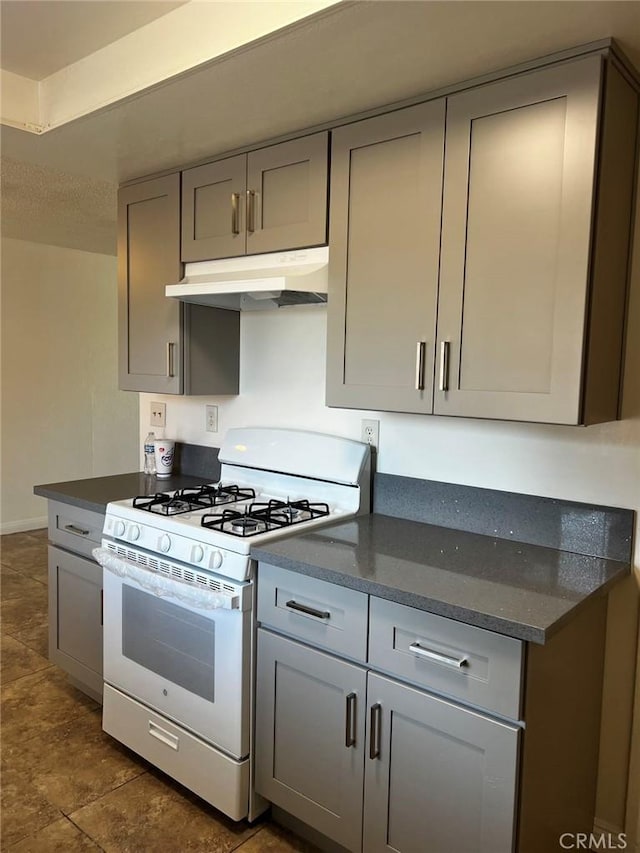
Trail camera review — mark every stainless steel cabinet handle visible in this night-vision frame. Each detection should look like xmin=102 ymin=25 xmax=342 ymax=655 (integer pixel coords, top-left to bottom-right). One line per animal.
xmin=166 ymin=342 xmax=175 ymax=377
xmin=246 ymin=190 xmax=255 ymax=233
xmin=64 ymin=524 xmax=89 ymax=536
xmin=409 ymin=642 xmax=468 ymax=669
xmin=285 ymin=599 xmax=330 ymax=620
xmin=415 ymin=341 xmax=426 ymax=391
xmin=369 ymin=703 xmax=382 ymax=760
xmin=438 ymin=340 xmax=450 ymax=392
xmin=345 ymin=692 xmax=357 ymax=748
xmin=231 ymin=192 xmax=240 ymax=235
xmin=100 ymin=589 xmax=104 ymax=626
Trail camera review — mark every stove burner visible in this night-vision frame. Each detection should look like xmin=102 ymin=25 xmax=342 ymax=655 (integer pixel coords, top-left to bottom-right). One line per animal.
xmin=230 ymin=516 xmax=261 ymax=534
xmin=200 ymin=499 xmax=330 ymax=537
xmin=132 ymin=484 xmax=256 ymax=516
xmin=177 ymin=484 xmax=255 ymax=508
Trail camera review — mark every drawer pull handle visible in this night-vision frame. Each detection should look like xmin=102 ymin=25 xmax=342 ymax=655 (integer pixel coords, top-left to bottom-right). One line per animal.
xmin=345 ymin=692 xmax=357 ymax=748
xmin=369 ymin=703 xmax=381 ymax=760
xmin=148 ymin=721 xmax=179 ymax=750
xmin=64 ymin=524 xmax=90 ymax=536
xmin=285 ymin=600 xmax=330 ymax=620
xmin=409 ymin=642 xmax=468 ymax=669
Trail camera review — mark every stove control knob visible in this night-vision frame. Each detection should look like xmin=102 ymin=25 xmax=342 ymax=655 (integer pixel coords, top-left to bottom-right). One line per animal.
xmin=159 ymin=534 xmax=171 ymax=553
xmin=193 ymin=545 xmax=205 ymax=563
xmin=211 ymin=550 xmax=223 ymax=570
xmin=129 ymin=525 xmax=141 ymax=542
xmin=114 ymin=520 xmax=125 ymax=538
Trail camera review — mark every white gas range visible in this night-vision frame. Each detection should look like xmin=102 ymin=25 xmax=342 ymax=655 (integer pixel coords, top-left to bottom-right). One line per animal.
xmin=94 ymin=427 xmax=371 ymax=822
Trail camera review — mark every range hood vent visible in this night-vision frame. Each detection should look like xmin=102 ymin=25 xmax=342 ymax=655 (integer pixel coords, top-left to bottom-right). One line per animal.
xmin=166 ymin=247 xmax=328 ymax=311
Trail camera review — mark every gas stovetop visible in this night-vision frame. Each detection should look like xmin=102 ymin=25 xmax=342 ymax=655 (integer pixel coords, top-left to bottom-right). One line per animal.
xmin=102 ymin=426 xmax=372 ymax=582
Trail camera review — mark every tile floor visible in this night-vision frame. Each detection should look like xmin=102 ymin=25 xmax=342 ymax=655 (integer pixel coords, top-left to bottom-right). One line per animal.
xmin=1 ymin=530 xmax=315 ymax=852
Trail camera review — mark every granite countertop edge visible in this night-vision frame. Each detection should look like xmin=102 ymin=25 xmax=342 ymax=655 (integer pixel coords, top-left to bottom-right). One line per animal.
xmin=251 ymin=516 xmax=630 ymax=645
xmin=33 ymin=472 xmax=210 ymax=514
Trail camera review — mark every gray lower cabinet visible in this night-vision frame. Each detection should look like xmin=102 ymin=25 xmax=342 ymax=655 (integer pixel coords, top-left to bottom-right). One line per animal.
xmin=47 ymin=500 xmax=105 ymax=702
xmin=255 ymin=563 xmax=608 ymax=852
xmin=326 ymin=102 xmax=444 ymax=413
xmin=118 ymin=173 xmax=240 ymax=395
xmin=326 ymin=51 xmax=638 ymax=424
xmin=255 ymin=565 xmax=522 ymax=853
xmin=255 ymin=629 xmax=518 ymax=853
xmin=181 ymin=132 xmax=328 ymax=262
xmin=255 ymin=629 xmax=367 ymax=852
xmin=363 ymin=673 xmax=519 ymax=853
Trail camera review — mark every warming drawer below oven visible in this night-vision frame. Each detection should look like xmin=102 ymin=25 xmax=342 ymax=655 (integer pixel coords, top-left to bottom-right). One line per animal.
xmin=103 ymin=684 xmax=250 ymax=820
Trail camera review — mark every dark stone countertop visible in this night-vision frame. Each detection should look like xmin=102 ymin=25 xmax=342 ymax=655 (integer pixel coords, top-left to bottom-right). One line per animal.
xmin=251 ymin=513 xmax=630 ymax=645
xmin=33 ymin=472 xmax=213 ymax=514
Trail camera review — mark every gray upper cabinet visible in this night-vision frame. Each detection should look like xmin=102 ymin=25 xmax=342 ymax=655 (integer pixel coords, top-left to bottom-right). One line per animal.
xmin=119 ymin=174 xmax=183 ymax=394
xmin=181 ymin=132 xmax=329 ymax=262
xmin=326 ymin=102 xmax=445 ymax=413
xmin=118 ymin=174 xmax=240 ymax=395
xmin=181 ymin=155 xmax=247 ymax=262
xmin=326 ymin=52 xmax=638 ymax=424
xmin=434 ymin=54 xmax=636 ymax=424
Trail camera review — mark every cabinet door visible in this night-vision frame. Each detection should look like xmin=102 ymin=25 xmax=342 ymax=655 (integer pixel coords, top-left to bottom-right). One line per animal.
xmin=326 ymin=102 xmax=444 ymax=413
xmin=255 ymin=629 xmax=366 ymax=852
xmin=246 ymin=132 xmax=328 ymax=255
xmin=118 ymin=174 xmax=183 ymax=393
xmin=182 ymin=155 xmax=247 ymax=261
xmin=48 ymin=545 xmax=103 ymax=699
xmin=364 ymin=673 xmax=519 ymax=853
xmin=435 ymin=56 xmax=602 ymax=423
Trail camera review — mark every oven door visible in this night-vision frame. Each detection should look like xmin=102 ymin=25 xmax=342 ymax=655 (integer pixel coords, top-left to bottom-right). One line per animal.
xmin=102 ymin=553 xmax=251 ymax=759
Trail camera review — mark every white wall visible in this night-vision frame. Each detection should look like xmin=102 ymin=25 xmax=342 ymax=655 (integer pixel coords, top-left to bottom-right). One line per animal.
xmin=140 ymin=175 xmax=640 ymax=836
xmin=1 ymin=237 xmax=139 ymax=531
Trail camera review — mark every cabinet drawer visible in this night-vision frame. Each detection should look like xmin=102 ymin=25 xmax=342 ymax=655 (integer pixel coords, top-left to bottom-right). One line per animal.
xmin=257 ymin=563 xmax=368 ymax=663
xmin=48 ymin=501 xmax=104 ymax=558
xmin=368 ymin=597 xmax=523 ymax=719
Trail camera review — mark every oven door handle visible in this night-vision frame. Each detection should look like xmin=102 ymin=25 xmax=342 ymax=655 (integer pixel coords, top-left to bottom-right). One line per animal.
xmin=93 ymin=547 xmax=240 ymax=611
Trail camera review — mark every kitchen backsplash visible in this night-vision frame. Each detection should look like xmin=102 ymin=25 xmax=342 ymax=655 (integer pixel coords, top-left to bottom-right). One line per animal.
xmin=139 ymin=304 xmax=640 ymax=565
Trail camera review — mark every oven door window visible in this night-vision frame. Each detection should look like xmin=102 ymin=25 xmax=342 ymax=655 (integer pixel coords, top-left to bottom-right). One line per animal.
xmin=122 ymin=584 xmax=215 ymax=702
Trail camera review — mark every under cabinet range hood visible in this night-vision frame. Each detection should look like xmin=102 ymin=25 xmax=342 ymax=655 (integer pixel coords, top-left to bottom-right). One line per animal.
xmin=166 ymin=247 xmax=328 ymax=311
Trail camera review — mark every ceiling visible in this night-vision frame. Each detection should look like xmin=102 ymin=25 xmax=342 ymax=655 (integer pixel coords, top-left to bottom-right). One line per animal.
xmin=1 ymin=1 xmax=640 ymax=255
xmin=0 ymin=1 xmax=186 ymax=80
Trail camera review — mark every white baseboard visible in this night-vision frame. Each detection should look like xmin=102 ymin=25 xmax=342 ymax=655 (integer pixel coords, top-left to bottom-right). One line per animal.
xmin=0 ymin=516 xmax=48 ymax=535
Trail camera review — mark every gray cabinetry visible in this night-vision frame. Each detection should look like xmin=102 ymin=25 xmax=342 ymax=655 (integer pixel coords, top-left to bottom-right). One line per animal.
xmin=326 ymin=102 xmax=445 ymax=413
xmin=435 ymin=55 xmax=636 ymax=424
xmin=118 ymin=174 xmax=240 ymax=395
xmin=181 ymin=132 xmax=328 ymax=262
xmin=363 ymin=673 xmax=519 ymax=853
xmin=326 ymin=52 xmax=638 ymax=424
xmin=47 ymin=501 xmax=104 ymax=701
xmin=255 ymin=563 xmax=521 ymax=852
xmin=255 ymin=629 xmax=367 ymax=852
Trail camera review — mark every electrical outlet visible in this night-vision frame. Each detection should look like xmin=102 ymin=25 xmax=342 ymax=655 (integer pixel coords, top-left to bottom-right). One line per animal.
xmin=205 ymin=405 xmax=218 ymax=433
xmin=150 ymin=401 xmax=166 ymax=427
xmin=361 ymin=418 xmax=379 ymax=449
